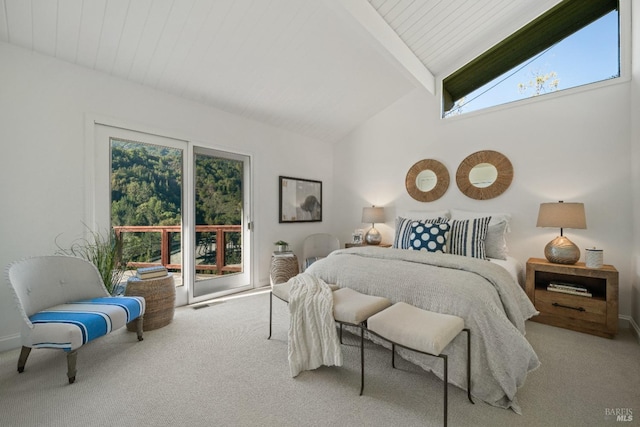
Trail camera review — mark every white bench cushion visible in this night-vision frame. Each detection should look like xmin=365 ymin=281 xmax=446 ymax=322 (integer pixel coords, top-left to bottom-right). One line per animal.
xmin=368 ymin=302 xmax=464 ymax=356
xmin=332 ymin=288 xmax=391 ymax=324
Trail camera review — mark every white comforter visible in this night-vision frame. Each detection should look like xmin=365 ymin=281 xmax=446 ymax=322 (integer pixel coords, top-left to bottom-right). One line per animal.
xmin=306 ymin=247 xmax=540 ymax=413
xmin=287 ymin=273 xmax=342 ymax=377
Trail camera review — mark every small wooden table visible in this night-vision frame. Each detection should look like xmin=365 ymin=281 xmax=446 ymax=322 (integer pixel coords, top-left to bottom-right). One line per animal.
xmin=125 ymin=274 xmax=176 ymax=331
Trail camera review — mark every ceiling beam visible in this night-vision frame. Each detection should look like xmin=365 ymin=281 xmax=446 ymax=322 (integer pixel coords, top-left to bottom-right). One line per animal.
xmin=327 ymin=0 xmax=435 ymax=95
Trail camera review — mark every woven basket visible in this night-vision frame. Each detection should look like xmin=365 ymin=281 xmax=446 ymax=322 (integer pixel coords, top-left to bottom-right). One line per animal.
xmin=125 ymin=274 xmax=175 ymax=331
xmin=270 ymin=255 xmax=299 ymax=285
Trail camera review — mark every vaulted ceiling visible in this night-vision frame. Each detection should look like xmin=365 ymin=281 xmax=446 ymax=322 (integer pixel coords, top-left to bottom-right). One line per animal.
xmin=0 ymin=0 xmax=560 ymax=143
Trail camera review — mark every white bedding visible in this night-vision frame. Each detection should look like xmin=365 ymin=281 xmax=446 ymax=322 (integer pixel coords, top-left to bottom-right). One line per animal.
xmin=490 ymin=255 xmax=524 ymax=286
xmin=306 ymin=246 xmax=539 ymax=413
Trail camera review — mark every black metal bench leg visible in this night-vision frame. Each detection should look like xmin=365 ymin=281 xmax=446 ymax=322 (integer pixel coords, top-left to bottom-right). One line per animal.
xmin=360 ymin=324 xmax=365 ymax=396
xmin=268 ymin=291 xmax=273 ymax=339
xmin=465 ymin=328 xmax=474 ymax=404
xmin=442 ymin=354 xmax=448 ymax=427
xmin=391 ymin=343 xmax=396 ymax=368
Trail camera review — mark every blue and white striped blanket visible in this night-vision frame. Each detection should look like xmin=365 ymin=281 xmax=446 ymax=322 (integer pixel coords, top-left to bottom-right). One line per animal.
xmin=28 ymin=296 xmax=145 ymax=351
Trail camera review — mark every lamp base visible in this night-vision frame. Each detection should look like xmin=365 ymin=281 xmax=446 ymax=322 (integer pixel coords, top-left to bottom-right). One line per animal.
xmin=544 ymin=236 xmax=580 ymax=264
xmin=365 ymin=227 xmax=381 ymax=245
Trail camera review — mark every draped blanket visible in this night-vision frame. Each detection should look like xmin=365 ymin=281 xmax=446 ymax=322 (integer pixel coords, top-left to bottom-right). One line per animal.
xmin=287 ymin=273 xmax=342 ymax=377
xmin=306 ymin=247 xmax=540 ymax=414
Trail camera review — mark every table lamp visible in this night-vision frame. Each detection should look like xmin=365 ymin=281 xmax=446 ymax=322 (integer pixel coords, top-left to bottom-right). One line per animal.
xmin=362 ymin=206 xmax=385 ymax=245
xmin=536 ymin=201 xmax=586 ymax=264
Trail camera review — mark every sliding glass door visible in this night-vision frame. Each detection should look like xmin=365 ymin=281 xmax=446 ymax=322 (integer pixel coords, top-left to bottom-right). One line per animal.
xmin=93 ymin=122 xmax=251 ymax=304
xmin=191 ymin=147 xmax=251 ymax=300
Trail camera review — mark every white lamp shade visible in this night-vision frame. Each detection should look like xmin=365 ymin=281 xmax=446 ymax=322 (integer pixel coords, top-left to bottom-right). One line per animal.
xmin=362 ymin=206 xmax=385 ymax=224
xmin=536 ymin=202 xmax=586 ymax=229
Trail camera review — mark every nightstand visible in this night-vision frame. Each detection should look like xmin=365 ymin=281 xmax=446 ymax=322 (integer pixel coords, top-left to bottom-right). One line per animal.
xmin=345 ymin=243 xmax=391 ymax=248
xmin=525 ymin=257 xmax=618 ymax=338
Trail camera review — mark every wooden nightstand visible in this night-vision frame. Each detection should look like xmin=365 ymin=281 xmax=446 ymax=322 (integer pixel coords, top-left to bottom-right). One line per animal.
xmin=525 ymin=257 xmax=618 ymax=338
xmin=345 ymin=243 xmax=391 ymax=248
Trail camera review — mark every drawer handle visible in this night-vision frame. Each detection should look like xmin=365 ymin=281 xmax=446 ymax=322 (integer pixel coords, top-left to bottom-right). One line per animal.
xmin=552 ymin=302 xmax=586 ymax=312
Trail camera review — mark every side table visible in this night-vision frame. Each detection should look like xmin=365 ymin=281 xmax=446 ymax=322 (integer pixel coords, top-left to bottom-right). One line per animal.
xmin=125 ymin=274 xmax=176 ymax=331
xmin=345 ymin=243 xmax=391 ymax=248
xmin=525 ymin=257 xmax=618 ymax=338
xmin=270 ymin=253 xmax=299 ymax=285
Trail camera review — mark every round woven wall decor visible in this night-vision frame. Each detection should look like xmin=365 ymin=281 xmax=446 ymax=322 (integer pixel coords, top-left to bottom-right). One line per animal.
xmin=456 ymin=150 xmax=513 ymax=200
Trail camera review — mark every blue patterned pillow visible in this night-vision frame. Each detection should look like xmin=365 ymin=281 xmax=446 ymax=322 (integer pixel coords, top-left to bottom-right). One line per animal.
xmin=448 ymin=217 xmax=491 ymax=259
xmin=408 ymin=222 xmax=450 ymax=253
xmin=393 ymin=217 xmax=449 ymax=249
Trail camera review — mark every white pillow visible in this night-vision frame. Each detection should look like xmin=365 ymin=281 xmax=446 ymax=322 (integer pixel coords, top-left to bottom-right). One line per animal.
xmin=449 ymin=208 xmax=511 ymax=227
xmin=485 ymin=221 xmax=509 ymax=260
xmin=400 ymin=209 xmax=450 ymax=220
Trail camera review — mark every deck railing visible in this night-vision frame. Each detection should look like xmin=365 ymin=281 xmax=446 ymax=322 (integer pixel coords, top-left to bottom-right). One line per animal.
xmin=113 ymin=225 xmax=242 ymax=275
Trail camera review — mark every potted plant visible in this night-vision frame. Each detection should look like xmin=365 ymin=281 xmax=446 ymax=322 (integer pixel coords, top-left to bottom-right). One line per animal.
xmin=274 ymin=240 xmax=289 ymax=253
xmin=56 ymin=227 xmax=128 ymax=295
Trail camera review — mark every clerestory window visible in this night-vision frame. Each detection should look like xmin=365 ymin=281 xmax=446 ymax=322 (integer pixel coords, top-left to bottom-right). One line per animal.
xmin=442 ymin=0 xmax=620 ymax=117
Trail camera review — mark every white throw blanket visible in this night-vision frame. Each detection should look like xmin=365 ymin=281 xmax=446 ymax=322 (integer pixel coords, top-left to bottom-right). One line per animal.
xmin=287 ymin=273 xmax=342 ymax=377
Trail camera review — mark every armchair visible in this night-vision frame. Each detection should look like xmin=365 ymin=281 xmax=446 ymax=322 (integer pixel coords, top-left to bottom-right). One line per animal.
xmin=6 ymin=255 xmax=145 ymax=384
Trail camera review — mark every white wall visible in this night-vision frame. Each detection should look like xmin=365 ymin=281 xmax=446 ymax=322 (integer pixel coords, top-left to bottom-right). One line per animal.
xmin=630 ymin=0 xmax=640 ymax=332
xmin=0 ymin=42 xmax=335 ymax=351
xmin=333 ymin=79 xmax=635 ymax=322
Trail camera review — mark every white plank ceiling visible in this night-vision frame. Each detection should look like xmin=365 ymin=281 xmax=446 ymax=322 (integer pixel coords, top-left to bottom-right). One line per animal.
xmin=0 ymin=0 xmax=559 ymax=143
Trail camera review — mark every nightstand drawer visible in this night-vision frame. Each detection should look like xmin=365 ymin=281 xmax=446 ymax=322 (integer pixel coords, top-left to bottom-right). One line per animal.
xmin=535 ymin=290 xmax=606 ymax=324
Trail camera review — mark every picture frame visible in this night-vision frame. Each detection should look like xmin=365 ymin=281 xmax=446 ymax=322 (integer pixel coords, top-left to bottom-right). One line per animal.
xmin=279 ymin=176 xmax=322 ymax=223
xmin=352 ymin=229 xmax=364 ymax=244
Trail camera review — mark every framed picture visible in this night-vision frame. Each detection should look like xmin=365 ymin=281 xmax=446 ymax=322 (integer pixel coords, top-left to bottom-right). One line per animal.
xmin=279 ymin=176 xmax=322 ymax=223
xmin=352 ymin=229 xmax=364 ymax=244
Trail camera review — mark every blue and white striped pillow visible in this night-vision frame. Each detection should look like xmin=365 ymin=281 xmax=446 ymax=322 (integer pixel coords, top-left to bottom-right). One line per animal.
xmin=393 ymin=216 xmax=448 ymax=249
xmin=447 ymin=217 xmax=491 ymax=259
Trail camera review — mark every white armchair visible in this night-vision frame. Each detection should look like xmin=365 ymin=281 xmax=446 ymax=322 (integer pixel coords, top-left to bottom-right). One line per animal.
xmin=6 ymin=255 xmax=146 ymax=384
xmin=301 ymin=233 xmax=340 ymax=271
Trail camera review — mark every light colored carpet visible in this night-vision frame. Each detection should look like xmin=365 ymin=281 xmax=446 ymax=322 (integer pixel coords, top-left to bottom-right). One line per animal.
xmin=0 ymin=291 xmax=638 ymax=427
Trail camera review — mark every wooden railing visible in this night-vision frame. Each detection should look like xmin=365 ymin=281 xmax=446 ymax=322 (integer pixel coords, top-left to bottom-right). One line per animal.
xmin=113 ymin=225 xmax=242 ymax=275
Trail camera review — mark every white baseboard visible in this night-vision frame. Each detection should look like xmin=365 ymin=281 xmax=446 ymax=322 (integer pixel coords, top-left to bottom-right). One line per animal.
xmin=0 ymin=333 xmax=21 ymax=353
xmin=619 ymin=315 xmax=640 ymax=344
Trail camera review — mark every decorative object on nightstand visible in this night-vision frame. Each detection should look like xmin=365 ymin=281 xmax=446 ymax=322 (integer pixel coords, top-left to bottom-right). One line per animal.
xmin=362 ymin=206 xmax=385 ymax=245
xmin=525 ymin=257 xmax=618 ymax=338
xmin=274 ymin=240 xmax=289 ymax=253
xmin=536 ymin=201 xmax=586 ymax=264
xmin=585 ymin=247 xmax=603 ymax=268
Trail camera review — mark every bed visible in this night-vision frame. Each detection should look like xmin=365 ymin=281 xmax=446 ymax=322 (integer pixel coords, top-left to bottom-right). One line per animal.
xmin=305 ymin=211 xmax=540 ymax=413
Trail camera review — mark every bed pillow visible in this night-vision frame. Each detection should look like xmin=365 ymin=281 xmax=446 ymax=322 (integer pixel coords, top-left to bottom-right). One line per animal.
xmin=450 ymin=209 xmax=511 ymax=258
xmin=449 ymin=209 xmax=511 ymax=227
xmin=400 ymin=209 xmax=450 ymax=220
xmin=485 ymin=221 xmax=509 ymax=260
xmin=447 ymin=217 xmax=491 ymax=259
xmin=408 ymin=222 xmax=450 ymax=253
xmin=393 ymin=217 xmax=449 ymax=249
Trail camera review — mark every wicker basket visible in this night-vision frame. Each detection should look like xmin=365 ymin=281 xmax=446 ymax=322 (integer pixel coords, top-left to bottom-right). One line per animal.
xmin=125 ymin=274 xmax=175 ymax=331
xmin=270 ymin=255 xmax=299 ymax=285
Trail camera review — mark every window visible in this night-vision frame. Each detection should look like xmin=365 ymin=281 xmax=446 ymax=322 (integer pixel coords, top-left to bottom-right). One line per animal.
xmin=443 ymin=0 xmax=619 ymax=117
